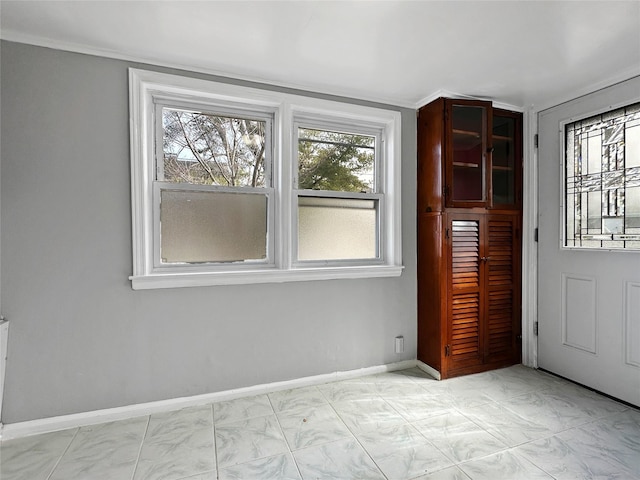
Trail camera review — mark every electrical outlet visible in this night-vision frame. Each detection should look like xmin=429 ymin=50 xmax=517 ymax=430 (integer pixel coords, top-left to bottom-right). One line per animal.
xmin=395 ymin=335 xmax=404 ymax=354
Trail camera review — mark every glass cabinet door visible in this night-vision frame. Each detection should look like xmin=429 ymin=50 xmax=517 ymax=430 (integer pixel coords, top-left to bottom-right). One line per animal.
xmin=446 ymin=101 xmax=490 ymax=206
xmin=491 ymin=110 xmax=521 ymax=207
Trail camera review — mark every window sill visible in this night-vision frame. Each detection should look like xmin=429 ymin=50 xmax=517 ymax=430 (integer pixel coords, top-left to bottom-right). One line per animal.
xmin=130 ymin=265 xmax=404 ymax=290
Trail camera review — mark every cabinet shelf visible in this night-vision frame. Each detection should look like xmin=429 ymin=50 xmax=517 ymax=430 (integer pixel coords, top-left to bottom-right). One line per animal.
xmin=492 ymin=134 xmax=513 ymax=142
xmin=453 ymin=129 xmax=481 ymax=138
xmin=454 ymin=161 xmax=480 ymax=168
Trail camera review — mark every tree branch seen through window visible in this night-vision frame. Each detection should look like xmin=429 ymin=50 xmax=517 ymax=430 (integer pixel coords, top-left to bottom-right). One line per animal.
xmin=162 ymin=109 xmax=266 ymax=187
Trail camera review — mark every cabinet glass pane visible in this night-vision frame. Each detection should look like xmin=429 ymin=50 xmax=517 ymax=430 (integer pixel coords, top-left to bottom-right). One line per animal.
xmin=492 ymin=115 xmax=516 ymax=205
xmin=452 ymin=105 xmax=486 ymax=202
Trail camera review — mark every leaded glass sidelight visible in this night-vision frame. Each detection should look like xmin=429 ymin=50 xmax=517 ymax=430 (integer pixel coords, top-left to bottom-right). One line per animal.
xmin=565 ymin=102 xmax=640 ymax=249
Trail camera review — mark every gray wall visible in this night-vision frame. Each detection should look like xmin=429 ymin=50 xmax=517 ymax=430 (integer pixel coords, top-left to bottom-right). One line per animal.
xmin=0 ymin=41 xmax=417 ymax=424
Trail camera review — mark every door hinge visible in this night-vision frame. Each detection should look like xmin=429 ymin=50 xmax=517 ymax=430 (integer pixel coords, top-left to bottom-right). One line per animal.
xmin=445 ymin=345 xmax=451 ymax=357
xmin=534 ymin=227 xmax=539 ymax=242
xmin=534 ymin=321 xmax=539 ymax=336
xmin=445 ymin=227 xmax=450 ymax=240
xmin=534 ymin=134 xmax=539 ymax=148
xmin=443 ymin=185 xmax=450 ymax=199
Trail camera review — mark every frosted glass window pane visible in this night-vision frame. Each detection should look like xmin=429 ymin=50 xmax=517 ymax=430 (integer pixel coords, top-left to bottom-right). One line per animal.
xmin=298 ymin=197 xmax=377 ymax=261
xmin=160 ymin=190 xmax=267 ymax=263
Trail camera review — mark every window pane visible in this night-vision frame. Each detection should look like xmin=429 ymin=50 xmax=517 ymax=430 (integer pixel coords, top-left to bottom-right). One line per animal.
xmin=298 ymin=197 xmax=377 ymax=261
xmin=298 ymin=128 xmax=375 ymax=193
xmin=162 ymin=108 xmax=267 ymax=187
xmin=565 ymin=102 xmax=640 ymax=249
xmin=626 ymin=186 xmax=640 ymax=231
xmin=627 ymin=119 xmax=640 ymax=168
xmin=160 ymin=190 xmax=267 ymax=263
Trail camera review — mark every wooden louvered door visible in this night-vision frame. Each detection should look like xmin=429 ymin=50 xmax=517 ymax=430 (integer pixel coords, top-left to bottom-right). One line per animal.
xmin=446 ymin=214 xmax=484 ymax=373
xmin=485 ymin=214 xmax=521 ymax=366
xmin=444 ymin=213 xmax=521 ymax=377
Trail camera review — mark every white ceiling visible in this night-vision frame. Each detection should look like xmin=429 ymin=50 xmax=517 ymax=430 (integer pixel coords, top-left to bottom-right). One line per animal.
xmin=1 ymin=0 xmax=639 ymax=109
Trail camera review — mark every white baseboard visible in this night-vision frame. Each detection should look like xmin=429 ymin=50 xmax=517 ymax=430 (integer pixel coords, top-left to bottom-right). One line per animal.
xmin=0 ymin=359 xmax=417 ymax=441
xmin=416 ymin=360 xmax=441 ymax=380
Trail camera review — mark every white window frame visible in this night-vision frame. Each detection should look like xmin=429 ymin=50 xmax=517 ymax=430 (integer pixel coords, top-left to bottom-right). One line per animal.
xmin=293 ymin=117 xmax=384 ymax=267
xmin=129 ymin=69 xmax=403 ymax=289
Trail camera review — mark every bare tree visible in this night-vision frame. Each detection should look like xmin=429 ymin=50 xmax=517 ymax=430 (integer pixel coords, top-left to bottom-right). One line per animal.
xmin=162 ymin=109 xmax=266 ymax=187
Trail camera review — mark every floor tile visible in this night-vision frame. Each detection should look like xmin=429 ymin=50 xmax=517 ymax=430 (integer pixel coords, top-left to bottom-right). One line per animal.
xmin=385 ymin=392 xmax=454 ymax=422
xmin=356 ymin=423 xmax=453 ymax=479
xmin=458 ymin=450 xmax=554 ymax=479
xmin=459 ymin=368 xmax=543 ymax=402
xmin=422 ymin=378 xmax=496 ymax=409
xmin=517 ymin=410 xmax=640 ymax=479
xmin=213 ymin=394 xmax=273 ymax=424
xmin=48 ymin=416 xmax=148 ymax=480
xmin=359 ymin=370 xmax=420 ymax=384
xmin=215 ymin=414 xmax=288 ymax=468
xmin=317 ymin=381 xmax=378 ymax=403
xmin=545 ymin=381 xmax=629 ymax=418
xmin=460 ymin=402 xmax=555 ymax=447
xmin=398 ymin=367 xmax=439 ymax=385
xmin=499 ymin=387 xmax=623 ymax=433
xmin=374 ymin=381 xmax=431 ymax=398
xmin=413 ymin=466 xmax=471 ymax=480
xmin=134 ymin=405 xmax=215 ymax=480
xmin=293 ymin=438 xmax=385 ymax=480
xmin=0 ymin=428 xmax=77 ymax=480
xmin=414 ymin=411 xmax=508 ymax=463
xmin=277 ymin=404 xmax=352 ymax=450
xmin=174 ymin=472 xmax=217 ymax=480
xmin=3 ymin=365 xmax=637 ymax=480
xmin=515 ymin=433 xmax=638 ymax=480
xmin=332 ymin=397 xmax=405 ymax=433
xmin=218 ymin=453 xmax=301 ymax=480
xmin=268 ymin=385 xmax=328 ymax=413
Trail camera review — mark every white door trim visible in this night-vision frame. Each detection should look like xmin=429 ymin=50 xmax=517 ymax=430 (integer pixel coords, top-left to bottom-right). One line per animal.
xmin=522 ymin=108 xmax=539 ymax=368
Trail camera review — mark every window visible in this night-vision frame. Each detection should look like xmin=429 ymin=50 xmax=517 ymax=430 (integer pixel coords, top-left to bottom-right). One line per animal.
xmin=565 ymin=102 xmax=640 ymax=250
xmin=159 ymin=107 xmax=273 ymax=266
xmin=129 ymin=69 xmax=402 ymax=289
xmin=295 ymin=125 xmax=380 ymax=263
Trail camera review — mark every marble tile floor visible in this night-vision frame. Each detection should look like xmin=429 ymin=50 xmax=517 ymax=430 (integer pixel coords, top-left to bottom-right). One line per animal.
xmin=2 ymin=365 xmax=639 ymax=480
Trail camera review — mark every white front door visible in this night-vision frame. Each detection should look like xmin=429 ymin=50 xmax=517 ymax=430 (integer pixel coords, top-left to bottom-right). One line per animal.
xmin=537 ymin=76 xmax=640 ymax=406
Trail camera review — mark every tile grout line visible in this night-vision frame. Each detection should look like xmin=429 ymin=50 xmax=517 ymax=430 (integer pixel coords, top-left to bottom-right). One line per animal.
xmin=45 ymin=427 xmax=80 ymax=480
xmin=129 ymin=415 xmax=151 ymax=480
xmin=321 ymin=384 xmax=390 ymax=479
xmin=265 ymin=390 xmax=305 ymax=479
xmin=210 ymin=403 xmax=217 ymax=478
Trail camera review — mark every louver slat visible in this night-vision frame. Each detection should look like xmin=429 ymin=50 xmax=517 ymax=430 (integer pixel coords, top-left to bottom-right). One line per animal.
xmin=450 ymin=220 xmax=480 ymax=359
xmin=487 ymin=219 xmax=515 ymax=358
xmin=451 ymin=221 xmax=479 ymax=289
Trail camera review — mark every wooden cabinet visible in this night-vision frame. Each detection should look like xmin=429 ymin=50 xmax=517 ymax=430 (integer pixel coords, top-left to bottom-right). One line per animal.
xmin=417 ymin=98 xmax=522 ymax=379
